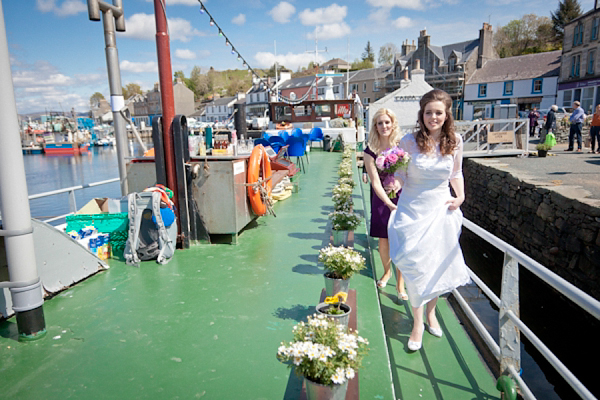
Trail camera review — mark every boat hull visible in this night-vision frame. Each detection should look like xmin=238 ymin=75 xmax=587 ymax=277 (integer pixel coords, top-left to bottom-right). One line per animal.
xmin=43 ymin=142 xmax=90 ymax=155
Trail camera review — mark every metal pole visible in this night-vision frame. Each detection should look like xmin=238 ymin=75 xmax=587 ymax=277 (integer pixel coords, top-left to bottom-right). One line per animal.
xmin=153 ymin=0 xmax=178 ymax=213
xmin=87 ymin=0 xmax=129 ymax=196
xmin=0 ymin=0 xmax=46 ymax=341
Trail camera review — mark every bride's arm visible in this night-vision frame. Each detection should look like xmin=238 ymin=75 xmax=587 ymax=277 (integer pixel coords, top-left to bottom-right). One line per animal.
xmin=447 ymin=135 xmax=465 ymax=210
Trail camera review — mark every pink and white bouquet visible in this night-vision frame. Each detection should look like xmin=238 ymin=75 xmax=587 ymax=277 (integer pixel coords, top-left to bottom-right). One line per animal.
xmin=375 ymin=146 xmax=410 ymax=199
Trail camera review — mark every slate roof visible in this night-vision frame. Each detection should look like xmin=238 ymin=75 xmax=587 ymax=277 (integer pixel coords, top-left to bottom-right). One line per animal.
xmin=277 ymin=75 xmax=317 ymax=90
xmin=467 ymin=50 xmax=561 ymax=84
xmin=210 ymin=96 xmax=236 ymax=106
xmin=349 ymin=65 xmax=392 ymax=82
xmin=440 ymin=39 xmax=479 ymax=64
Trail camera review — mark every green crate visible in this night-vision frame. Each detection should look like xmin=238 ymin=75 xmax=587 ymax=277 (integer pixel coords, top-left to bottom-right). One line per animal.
xmin=66 ymin=213 xmax=129 ymax=258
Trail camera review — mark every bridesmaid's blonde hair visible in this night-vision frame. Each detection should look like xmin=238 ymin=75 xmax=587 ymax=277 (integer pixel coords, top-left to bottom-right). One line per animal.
xmin=368 ymin=108 xmax=401 ymax=153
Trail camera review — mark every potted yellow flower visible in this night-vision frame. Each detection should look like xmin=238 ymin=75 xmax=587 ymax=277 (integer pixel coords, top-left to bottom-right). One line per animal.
xmin=316 ymin=292 xmax=351 ymax=328
xmin=277 ymin=314 xmax=369 ymax=400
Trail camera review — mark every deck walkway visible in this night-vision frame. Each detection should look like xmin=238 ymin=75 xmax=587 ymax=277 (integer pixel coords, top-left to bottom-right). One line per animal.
xmin=1 ymin=149 xmax=499 ymax=399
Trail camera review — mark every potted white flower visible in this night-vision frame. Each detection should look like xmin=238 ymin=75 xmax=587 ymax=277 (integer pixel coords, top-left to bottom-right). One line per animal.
xmin=332 ymin=184 xmax=354 ymax=212
xmin=277 ymin=314 xmax=369 ymax=400
xmin=319 ymin=245 xmax=366 ymax=296
xmin=328 ymin=210 xmax=361 ymax=246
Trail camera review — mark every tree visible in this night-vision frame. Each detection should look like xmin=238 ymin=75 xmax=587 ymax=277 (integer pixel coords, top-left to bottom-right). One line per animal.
xmin=378 ymin=43 xmax=398 ymax=65
xmin=122 ymin=83 xmax=142 ymax=99
xmin=351 ymin=58 xmax=374 ymax=71
xmin=494 ymin=14 xmax=560 ymax=58
xmin=551 ymin=0 xmax=582 ymax=43
xmin=362 ymin=41 xmax=375 ymax=63
xmin=89 ymin=92 xmax=104 ymax=107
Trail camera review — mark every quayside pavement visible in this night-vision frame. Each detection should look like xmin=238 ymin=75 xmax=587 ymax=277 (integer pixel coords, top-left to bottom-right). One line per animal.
xmin=0 ymin=149 xmax=499 ymax=399
xmin=476 ymin=138 xmax=600 ymax=202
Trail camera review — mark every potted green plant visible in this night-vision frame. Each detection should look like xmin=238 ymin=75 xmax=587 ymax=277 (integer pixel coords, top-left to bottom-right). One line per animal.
xmin=316 ymin=292 xmax=351 ymax=328
xmin=277 ymin=314 xmax=369 ymax=400
xmin=536 ymin=142 xmax=552 ymax=157
xmin=319 ymin=245 xmax=366 ymax=296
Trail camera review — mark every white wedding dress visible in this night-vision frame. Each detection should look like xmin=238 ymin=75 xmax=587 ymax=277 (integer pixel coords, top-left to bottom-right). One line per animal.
xmin=388 ymin=133 xmax=470 ymax=308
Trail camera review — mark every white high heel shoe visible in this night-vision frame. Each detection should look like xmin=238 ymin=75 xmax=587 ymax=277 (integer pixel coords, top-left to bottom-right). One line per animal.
xmin=427 ymin=324 xmax=443 ymax=338
xmin=408 ymin=325 xmax=424 ymax=351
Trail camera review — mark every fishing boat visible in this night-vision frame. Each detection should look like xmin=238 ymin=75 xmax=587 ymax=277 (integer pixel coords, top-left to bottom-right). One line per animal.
xmin=41 ymin=130 xmax=91 ymax=155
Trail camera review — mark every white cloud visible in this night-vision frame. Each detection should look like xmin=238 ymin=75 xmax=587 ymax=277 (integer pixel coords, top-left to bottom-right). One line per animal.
xmin=306 ymin=22 xmax=351 ymax=40
xmin=393 ymin=16 xmax=414 ymax=29
xmin=175 ymin=49 xmax=197 ymax=60
xmin=299 ymin=4 xmax=347 ymax=25
xmin=269 ymin=2 xmax=296 ymax=24
xmin=10 ymin=59 xmax=106 ymax=114
xmin=232 ymin=14 xmax=246 ymax=25
xmin=253 ymin=51 xmax=325 ymax=71
xmin=366 ymin=0 xmax=424 ymax=10
xmin=120 ymin=60 xmax=158 ymax=73
xmin=36 ymin=0 xmax=87 ymax=17
xmin=119 ymin=13 xmax=204 ymax=42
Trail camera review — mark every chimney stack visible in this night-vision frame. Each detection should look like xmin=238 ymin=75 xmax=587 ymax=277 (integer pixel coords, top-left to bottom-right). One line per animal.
xmin=477 ymin=22 xmax=494 ymax=69
xmin=403 ymin=68 xmax=409 ymax=81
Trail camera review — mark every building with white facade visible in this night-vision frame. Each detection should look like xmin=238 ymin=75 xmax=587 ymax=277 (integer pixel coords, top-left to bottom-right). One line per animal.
xmin=463 ymin=50 xmax=560 ymax=120
xmin=367 ymin=62 xmax=434 ymax=129
xmin=204 ymin=93 xmax=245 ymax=123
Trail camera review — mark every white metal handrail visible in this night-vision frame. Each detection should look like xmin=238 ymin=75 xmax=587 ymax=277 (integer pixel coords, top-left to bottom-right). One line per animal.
xmin=28 ymin=177 xmax=120 ymax=223
xmin=454 ymin=218 xmax=600 ymax=400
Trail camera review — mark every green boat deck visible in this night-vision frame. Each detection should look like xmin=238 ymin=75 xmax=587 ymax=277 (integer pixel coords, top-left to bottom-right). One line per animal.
xmin=0 ymin=149 xmax=500 ymax=399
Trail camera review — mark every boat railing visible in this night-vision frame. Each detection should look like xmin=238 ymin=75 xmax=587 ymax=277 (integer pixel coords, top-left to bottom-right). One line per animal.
xmin=28 ymin=177 xmax=120 ymax=224
xmin=457 ymin=218 xmax=600 ymax=400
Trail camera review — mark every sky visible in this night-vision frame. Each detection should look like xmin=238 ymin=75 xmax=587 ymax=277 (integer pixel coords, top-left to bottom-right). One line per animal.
xmin=3 ymin=0 xmax=596 ymax=115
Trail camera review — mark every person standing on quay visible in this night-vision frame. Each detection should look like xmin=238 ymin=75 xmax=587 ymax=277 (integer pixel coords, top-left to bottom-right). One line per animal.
xmin=363 ymin=108 xmax=407 ymax=301
xmin=528 ymin=108 xmax=540 ymax=137
xmin=589 ymin=105 xmax=600 ymax=154
xmin=387 ymin=89 xmax=470 ymax=352
xmin=541 ymin=105 xmax=557 ymax=144
xmin=566 ymin=101 xmax=585 ymax=152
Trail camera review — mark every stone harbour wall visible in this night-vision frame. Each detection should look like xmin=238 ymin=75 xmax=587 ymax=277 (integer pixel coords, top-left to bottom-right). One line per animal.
xmin=462 ymin=159 xmax=600 ymax=300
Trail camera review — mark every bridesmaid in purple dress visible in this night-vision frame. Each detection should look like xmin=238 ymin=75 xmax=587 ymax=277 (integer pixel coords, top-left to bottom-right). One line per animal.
xmin=363 ymin=108 xmax=407 ymax=301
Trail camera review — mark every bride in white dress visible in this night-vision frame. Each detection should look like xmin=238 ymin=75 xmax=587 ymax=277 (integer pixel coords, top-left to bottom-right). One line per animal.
xmin=387 ymin=89 xmax=470 ymax=351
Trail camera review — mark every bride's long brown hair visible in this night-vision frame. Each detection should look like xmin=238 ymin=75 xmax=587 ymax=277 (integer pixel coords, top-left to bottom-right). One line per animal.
xmin=415 ymin=89 xmax=457 ymax=156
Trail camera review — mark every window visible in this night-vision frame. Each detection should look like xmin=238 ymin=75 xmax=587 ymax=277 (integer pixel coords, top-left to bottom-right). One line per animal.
xmin=294 ymin=105 xmax=310 ymax=117
xmin=317 ymin=87 xmax=325 ymax=96
xmin=563 ymin=90 xmax=572 ymax=107
xmin=363 ymin=83 xmax=367 ymax=93
xmin=574 ymin=23 xmax=584 ymax=46
xmin=572 ymin=54 xmax=581 ymax=77
xmin=478 ymin=84 xmax=487 ymax=98
xmin=314 ymin=104 xmax=331 ymax=117
xmin=593 ymin=18 xmax=599 ymax=40
xmin=363 ymin=97 xmax=370 ymax=105
xmin=448 ymin=57 xmax=456 ymax=72
xmin=350 ymin=83 xmax=358 ymax=92
xmin=373 ymin=80 xmax=382 ymax=92
xmin=503 ymin=81 xmax=513 ymax=96
xmin=588 ymin=50 xmax=596 ymax=75
xmin=275 ymin=105 xmax=292 ymax=121
xmin=582 ymin=87 xmax=595 ymax=113
xmin=532 ymin=79 xmax=543 ymax=93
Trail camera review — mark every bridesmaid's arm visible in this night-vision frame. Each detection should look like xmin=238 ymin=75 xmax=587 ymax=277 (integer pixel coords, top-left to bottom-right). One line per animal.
xmin=364 ymin=152 xmax=398 ymax=211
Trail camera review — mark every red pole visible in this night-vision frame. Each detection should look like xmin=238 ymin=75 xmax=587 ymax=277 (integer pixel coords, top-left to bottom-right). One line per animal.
xmin=153 ymin=0 xmax=178 ymax=211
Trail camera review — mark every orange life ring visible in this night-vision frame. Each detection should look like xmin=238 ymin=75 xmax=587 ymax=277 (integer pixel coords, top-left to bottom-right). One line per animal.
xmin=247 ymin=144 xmax=272 ymax=216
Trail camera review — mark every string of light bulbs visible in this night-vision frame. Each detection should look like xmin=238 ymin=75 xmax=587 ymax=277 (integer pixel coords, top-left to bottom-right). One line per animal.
xmin=196 ymin=0 xmax=320 ymax=105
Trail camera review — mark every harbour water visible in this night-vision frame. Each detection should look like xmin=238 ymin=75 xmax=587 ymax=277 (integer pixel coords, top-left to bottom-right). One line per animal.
xmin=18 ymin=145 xmax=598 ymax=399
xmin=24 ymin=143 xmax=147 ymax=223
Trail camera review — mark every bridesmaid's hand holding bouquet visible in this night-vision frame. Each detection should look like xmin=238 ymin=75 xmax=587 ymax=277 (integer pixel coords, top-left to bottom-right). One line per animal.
xmin=375 ymin=146 xmax=410 ymax=199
